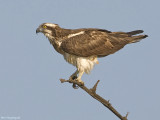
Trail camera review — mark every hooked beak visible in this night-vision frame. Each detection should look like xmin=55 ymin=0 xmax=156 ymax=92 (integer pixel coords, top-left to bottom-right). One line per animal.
xmin=36 ymin=28 xmax=40 ymax=34
xmin=36 ymin=27 xmax=42 ymax=34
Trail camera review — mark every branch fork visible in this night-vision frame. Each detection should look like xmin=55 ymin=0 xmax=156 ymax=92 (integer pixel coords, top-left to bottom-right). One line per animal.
xmin=60 ymin=78 xmax=129 ymax=120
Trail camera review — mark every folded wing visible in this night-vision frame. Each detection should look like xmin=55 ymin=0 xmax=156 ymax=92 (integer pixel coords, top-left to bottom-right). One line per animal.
xmin=61 ymin=29 xmax=146 ymax=57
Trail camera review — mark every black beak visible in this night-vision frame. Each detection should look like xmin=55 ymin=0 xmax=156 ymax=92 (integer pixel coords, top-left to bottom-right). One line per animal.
xmin=36 ymin=28 xmax=40 ymax=34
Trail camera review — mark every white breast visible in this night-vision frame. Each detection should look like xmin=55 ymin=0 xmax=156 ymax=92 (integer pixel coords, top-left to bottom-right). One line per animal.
xmin=63 ymin=53 xmax=98 ymax=74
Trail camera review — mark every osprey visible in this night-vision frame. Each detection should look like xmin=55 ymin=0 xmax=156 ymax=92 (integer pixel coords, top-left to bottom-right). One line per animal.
xmin=36 ymin=23 xmax=148 ymax=84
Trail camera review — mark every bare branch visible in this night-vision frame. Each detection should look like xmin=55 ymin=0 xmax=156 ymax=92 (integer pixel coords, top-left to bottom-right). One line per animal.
xmin=60 ymin=78 xmax=128 ymax=120
xmin=90 ymin=80 xmax=100 ymax=93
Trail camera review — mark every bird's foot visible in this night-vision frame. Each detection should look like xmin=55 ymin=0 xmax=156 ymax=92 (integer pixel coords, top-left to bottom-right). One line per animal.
xmin=69 ymin=76 xmax=79 ymax=89
xmin=69 ymin=76 xmax=84 ymax=88
xmin=69 ymin=75 xmax=77 ymax=80
xmin=75 ymin=78 xmax=84 ymax=86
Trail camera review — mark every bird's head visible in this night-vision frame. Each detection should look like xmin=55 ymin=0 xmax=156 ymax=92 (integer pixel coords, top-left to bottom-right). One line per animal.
xmin=36 ymin=23 xmax=59 ymax=39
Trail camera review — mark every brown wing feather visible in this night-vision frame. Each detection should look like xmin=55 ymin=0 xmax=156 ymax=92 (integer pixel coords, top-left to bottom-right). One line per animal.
xmin=60 ymin=29 xmax=146 ymax=57
xmin=60 ymin=30 xmax=125 ymax=57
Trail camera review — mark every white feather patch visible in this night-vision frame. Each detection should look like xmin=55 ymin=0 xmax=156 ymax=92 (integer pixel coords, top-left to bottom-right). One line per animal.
xmin=44 ymin=32 xmax=54 ymax=40
xmin=68 ymin=31 xmax=84 ymax=38
xmin=55 ymin=41 xmax=62 ymax=46
xmin=63 ymin=53 xmax=98 ymax=74
xmin=45 ymin=23 xmax=57 ymax=27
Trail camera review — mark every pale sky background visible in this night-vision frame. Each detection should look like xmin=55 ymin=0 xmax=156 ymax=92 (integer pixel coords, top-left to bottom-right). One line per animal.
xmin=0 ymin=0 xmax=159 ymax=120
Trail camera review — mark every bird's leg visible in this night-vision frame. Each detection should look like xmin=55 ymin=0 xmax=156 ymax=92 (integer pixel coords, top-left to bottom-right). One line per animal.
xmin=76 ymin=70 xmax=84 ymax=85
xmin=69 ymin=70 xmax=78 ymax=80
xmin=69 ymin=70 xmax=79 ymax=89
xmin=69 ymin=70 xmax=84 ymax=88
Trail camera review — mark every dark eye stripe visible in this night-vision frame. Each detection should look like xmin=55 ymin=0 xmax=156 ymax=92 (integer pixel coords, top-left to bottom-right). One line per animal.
xmin=46 ymin=26 xmax=54 ymax=30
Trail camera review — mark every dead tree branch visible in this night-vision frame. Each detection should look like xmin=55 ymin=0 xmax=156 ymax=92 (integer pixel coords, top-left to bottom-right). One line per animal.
xmin=60 ymin=79 xmax=128 ymax=120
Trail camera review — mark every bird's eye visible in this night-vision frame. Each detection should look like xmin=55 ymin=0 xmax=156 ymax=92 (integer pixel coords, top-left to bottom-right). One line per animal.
xmin=43 ymin=25 xmax=47 ymax=29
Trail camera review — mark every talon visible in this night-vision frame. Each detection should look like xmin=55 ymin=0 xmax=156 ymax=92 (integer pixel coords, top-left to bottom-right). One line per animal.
xmin=69 ymin=75 xmax=77 ymax=80
xmin=76 ymin=79 xmax=84 ymax=86
xmin=72 ymin=76 xmax=77 ymax=80
xmin=69 ymin=70 xmax=78 ymax=80
xmin=72 ymin=84 xmax=79 ymax=89
xmin=81 ymin=81 xmax=84 ymax=86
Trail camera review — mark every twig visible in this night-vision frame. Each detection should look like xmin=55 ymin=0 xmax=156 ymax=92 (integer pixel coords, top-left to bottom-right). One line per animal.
xmin=60 ymin=79 xmax=128 ymax=120
xmin=90 ymin=80 xmax=100 ymax=93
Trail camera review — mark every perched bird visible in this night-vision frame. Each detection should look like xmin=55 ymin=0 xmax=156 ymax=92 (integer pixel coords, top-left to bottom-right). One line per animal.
xmin=36 ymin=23 xmax=148 ymax=85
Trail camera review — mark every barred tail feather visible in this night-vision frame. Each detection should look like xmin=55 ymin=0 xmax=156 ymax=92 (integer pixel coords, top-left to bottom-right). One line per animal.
xmin=127 ymin=30 xmax=144 ymax=36
xmin=129 ymin=35 xmax=148 ymax=43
